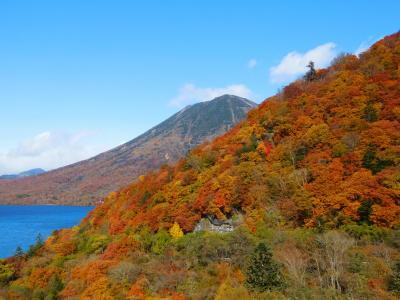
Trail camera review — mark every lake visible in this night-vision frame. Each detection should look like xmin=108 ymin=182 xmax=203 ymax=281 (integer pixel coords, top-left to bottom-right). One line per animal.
xmin=0 ymin=205 xmax=94 ymax=258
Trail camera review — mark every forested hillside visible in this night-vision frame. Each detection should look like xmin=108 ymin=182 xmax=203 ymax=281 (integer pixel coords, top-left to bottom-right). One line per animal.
xmin=0 ymin=95 xmax=255 ymax=205
xmin=1 ymin=32 xmax=399 ymax=299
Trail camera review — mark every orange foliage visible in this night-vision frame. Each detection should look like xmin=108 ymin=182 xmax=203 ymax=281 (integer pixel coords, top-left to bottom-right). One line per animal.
xmin=27 ymin=267 xmax=59 ymax=289
xmin=101 ymin=237 xmax=140 ymax=260
xmin=72 ymin=33 xmax=400 ymax=231
xmin=128 ymin=276 xmax=148 ymax=300
xmin=4 ymin=31 xmax=400 ymax=299
xmin=72 ymin=260 xmax=114 ymax=285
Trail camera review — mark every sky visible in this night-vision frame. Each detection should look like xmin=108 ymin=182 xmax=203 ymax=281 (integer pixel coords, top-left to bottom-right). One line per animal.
xmin=0 ymin=0 xmax=399 ymax=174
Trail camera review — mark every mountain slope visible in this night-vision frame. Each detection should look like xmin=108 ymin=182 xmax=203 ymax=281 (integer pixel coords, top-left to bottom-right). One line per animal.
xmin=0 ymin=168 xmax=45 ymax=180
xmin=0 ymin=95 xmax=256 ymax=205
xmin=2 ymin=33 xmax=400 ymax=299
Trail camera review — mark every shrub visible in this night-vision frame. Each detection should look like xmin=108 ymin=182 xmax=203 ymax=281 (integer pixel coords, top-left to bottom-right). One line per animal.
xmin=151 ymin=229 xmax=171 ymax=254
xmin=0 ymin=261 xmax=15 ymax=285
xmin=389 ymin=261 xmax=400 ymax=294
xmin=108 ymin=261 xmax=141 ymax=284
xmin=385 ymin=230 xmax=400 ymax=249
xmin=347 ymin=251 xmax=365 ymax=273
xmin=78 ymin=234 xmax=111 ymax=254
xmin=342 ymin=224 xmax=388 ymax=242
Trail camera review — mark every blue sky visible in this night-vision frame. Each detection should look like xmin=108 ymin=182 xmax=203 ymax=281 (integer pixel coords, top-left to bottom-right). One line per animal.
xmin=0 ymin=0 xmax=399 ymax=173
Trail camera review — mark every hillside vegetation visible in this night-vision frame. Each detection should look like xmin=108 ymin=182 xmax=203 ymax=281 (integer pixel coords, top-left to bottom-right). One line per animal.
xmin=0 ymin=95 xmax=255 ymax=205
xmin=1 ymin=32 xmax=400 ymax=299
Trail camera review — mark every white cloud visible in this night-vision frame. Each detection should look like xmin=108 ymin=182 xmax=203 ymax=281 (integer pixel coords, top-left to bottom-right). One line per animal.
xmin=269 ymin=42 xmax=337 ymax=83
xmin=169 ymin=83 xmax=252 ymax=108
xmin=354 ymin=36 xmax=380 ymax=56
xmin=247 ymin=59 xmax=257 ymax=68
xmin=354 ymin=42 xmax=370 ymax=56
xmin=0 ymin=131 xmax=106 ymax=174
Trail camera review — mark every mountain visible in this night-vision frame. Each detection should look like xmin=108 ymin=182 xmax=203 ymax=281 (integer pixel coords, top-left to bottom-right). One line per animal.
xmin=0 ymin=95 xmax=256 ymax=205
xmin=2 ymin=33 xmax=400 ymax=299
xmin=0 ymin=168 xmax=46 ymax=180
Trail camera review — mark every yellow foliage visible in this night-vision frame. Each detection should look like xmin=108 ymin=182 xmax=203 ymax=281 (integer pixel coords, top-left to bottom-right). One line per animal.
xmin=214 ymin=279 xmax=251 ymax=300
xmin=169 ymin=222 xmax=184 ymax=239
xmin=81 ymin=277 xmax=114 ymax=300
xmin=139 ymin=175 xmax=145 ymax=182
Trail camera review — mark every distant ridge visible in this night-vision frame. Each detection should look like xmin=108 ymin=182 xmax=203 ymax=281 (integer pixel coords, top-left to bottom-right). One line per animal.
xmin=0 ymin=168 xmax=46 ymax=180
xmin=0 ymin=95 xmax=256 ymax=205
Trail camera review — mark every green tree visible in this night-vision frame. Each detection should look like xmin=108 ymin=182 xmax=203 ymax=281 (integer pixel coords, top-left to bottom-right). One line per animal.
xmin=15 ymin=245 xmax=24 ymax=258
xmin=36 ymin=233 xmax=44 ymax=246
xmin=363 ymin=102 xmax=378 ymax=122
xmin=27 ymin=233 xmax=45 ymax=257
xmin=358 ymin=199 xmax=373 ymax=224
xmin=246 ymin=242 xmax=283 ymax=291
xmin=362 ymin=145 xmax=392 ymax=174
xmin=151 ymin=228 xmax=171 ymax=254
xmin=45 ymin=275 xmax=64 ymax=300
xmin=389 ymin=261 xmax=400 ymax=294
xmin=33 ymin=290 xmax=47 ymax=300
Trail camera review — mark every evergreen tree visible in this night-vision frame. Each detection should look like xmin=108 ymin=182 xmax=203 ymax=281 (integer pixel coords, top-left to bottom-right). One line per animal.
xmin=389 ymin=261 xmax=400 ymax=294
xmin=358 ymin=199 xmax=373 ymax=224
xmin=27 ymin=233 xmax=45 ymax=257
xmin=46 ymin=275 xmax=64 ymax=300
xmin=36 ymin=233 xmax=44 ymax=246
xmin=304 ymin=61 xmax=317 ymax=82
xmin=246 ymin=242 xmax=283 ymax=291
xmin=363 ymin=101 xmax=378 ymax=122
xmin=15 ymin=246 xmax=24 ymax=258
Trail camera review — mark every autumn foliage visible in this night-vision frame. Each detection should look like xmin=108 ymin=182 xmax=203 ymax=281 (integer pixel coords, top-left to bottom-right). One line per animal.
xmin=1 ymin=32 xmax=400 ymax=299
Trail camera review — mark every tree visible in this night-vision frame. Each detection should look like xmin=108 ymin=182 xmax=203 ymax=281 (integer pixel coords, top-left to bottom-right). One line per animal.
xmin=389 ymin=261 xmax=400 ymax=294
xmin=27 ymin=233 xmax=45 ymax=257
xmin=46 ymin=275 xmax=64 ymax=300
xmin=304 ymin=61 xmax=317 ymax=82
xmin=277 ymin=243 xmax=308 ymax=286
xmin=169 ymin=222 xmax=184 ymax=239
xmin=15 ymin=246 xmax=24 ymax=258
xmin=312 ymin=231 xmax=354 ymax=291
xmin=36 ymin=233 xmax=44 ymax=246
xmin=246 ymin=243 xmax=283 ymax=291
xmin=151 ymin=229 xmax=171 ymax=254
xmin=0 ymin=260 xmax=15 ymax=285
xmin=363 ymin=102 xmax=378 ymax=122
xmin=358 ymin=199 xmax=373 ymax=224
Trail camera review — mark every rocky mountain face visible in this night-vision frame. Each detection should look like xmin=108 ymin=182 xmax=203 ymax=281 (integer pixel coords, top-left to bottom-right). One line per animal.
xmin=0 ymin=95 xmax=256 ymax=205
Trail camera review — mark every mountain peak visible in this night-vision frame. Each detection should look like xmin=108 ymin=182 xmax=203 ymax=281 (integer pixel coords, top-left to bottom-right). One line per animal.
xmin=204 ymin=94 xmax=256 ymax=106
xmin=0 ymin=96 xmax=254 ymax=205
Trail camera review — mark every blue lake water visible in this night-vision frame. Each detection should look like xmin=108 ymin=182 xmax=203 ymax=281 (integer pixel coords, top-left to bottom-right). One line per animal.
xmin=0 ymin=205 xmax=94 ymax=258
